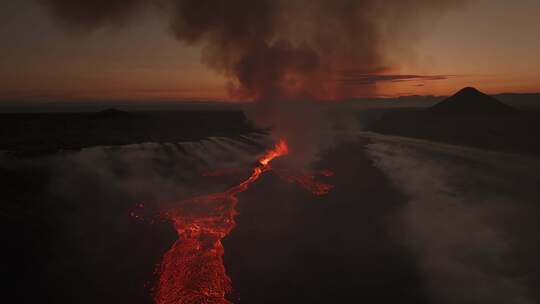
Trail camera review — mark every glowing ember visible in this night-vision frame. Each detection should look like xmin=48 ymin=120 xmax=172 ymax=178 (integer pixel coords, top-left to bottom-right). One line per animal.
xmin=153 ymin=138 xmax=331 ymax=304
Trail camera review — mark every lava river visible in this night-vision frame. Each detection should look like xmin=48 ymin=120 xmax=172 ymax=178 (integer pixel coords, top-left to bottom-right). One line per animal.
xmin=154 ymin=139 xmax=333 ymax=304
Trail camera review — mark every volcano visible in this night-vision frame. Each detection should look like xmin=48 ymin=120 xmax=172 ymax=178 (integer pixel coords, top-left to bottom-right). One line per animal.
xmin=431 ymin=87 xmax=516 ymax=115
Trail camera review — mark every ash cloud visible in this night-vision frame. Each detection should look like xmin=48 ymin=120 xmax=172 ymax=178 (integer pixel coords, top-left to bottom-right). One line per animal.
xmin=337 ymin=72 xmax=452 ymax=86
xmin=40 ymin=0 xmax=467 ymax=101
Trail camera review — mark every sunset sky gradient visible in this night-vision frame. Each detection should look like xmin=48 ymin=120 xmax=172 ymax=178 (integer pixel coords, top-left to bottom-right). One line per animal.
xmin=1 ymin=0 xmax=539 ymax=102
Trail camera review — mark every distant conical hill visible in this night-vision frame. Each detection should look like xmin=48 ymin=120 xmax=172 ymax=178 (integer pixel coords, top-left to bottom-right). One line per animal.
xmin=431 ymin=87 xmax=515 ymax=115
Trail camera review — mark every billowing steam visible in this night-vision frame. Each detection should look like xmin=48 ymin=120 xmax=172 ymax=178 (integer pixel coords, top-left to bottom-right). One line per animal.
xmin=40 ymin=0 xmax=466 ymax=101
xmin=366 ymin=135 xmax=540 ymax=304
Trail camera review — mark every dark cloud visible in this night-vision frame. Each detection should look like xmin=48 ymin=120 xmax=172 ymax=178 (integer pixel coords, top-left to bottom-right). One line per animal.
xmin=39 ymin=0 xmax=147 ymax=30
xmin=337 ymin=72 xmax=453 ymax=86
xmin=39 ymin=0 xmax=468 ymax=101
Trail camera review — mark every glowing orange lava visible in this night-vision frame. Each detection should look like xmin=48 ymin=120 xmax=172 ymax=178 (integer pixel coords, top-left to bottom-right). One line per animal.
xmin=258 ymin=138 xmax=289 ymax=167
xmin=154 ymin=138 xmax=332 ymax=304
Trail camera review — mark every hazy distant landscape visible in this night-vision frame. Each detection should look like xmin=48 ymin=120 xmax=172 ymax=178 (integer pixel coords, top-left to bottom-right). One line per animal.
xmin=2 ymin=89 xmax=539 ymax=157
xmin=366 ymin=89 xmax=540 ymax=157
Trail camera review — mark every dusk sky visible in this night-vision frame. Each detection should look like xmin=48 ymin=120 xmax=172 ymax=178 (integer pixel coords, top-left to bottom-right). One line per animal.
xmin=1 ymin=0 xmax=540 ymax=102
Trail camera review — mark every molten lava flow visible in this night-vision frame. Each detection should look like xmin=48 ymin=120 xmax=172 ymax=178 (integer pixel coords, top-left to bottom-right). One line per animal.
xmin=258 ymin=138 xmax=289 ymax=167
xmin=154 ymin=138 xmax=331 ymax=304
xmin=274 ymin=169 xmax=334 ymax=196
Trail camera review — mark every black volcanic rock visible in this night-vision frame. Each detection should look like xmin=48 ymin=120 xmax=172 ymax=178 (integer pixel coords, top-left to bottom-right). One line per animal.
xmin=431 ymin=87 xmax=515 ymax=115
xmin=91 ymin=108 xmax=132 ymax=119
xmin=0 ymin=110 xmax=259 ymax=155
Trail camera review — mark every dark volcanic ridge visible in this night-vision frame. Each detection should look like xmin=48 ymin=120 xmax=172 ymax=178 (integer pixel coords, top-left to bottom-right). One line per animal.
xmin=366 ymin=87 xmax=540 ymax=156
xmin=91 ymin=108 xmax=132 ymax=119
xmin=431 ymin=87 xmax=516 ymax=115
xmin=0 ymin=110 xmax=259 ymax=156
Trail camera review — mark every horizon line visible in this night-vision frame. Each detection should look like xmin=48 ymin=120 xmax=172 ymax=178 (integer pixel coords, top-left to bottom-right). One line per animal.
xmin=1 ymin=90 xmax=540 ymax=105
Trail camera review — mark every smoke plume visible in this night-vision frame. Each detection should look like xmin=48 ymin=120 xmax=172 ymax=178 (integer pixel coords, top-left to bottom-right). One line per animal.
xmin=366 ymin=138 xmax=540 ymax=304
xmin=40 ymin=0 xmax=468 ymax=167
xmin=40 ymin=0 xmax=466 ymax=101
